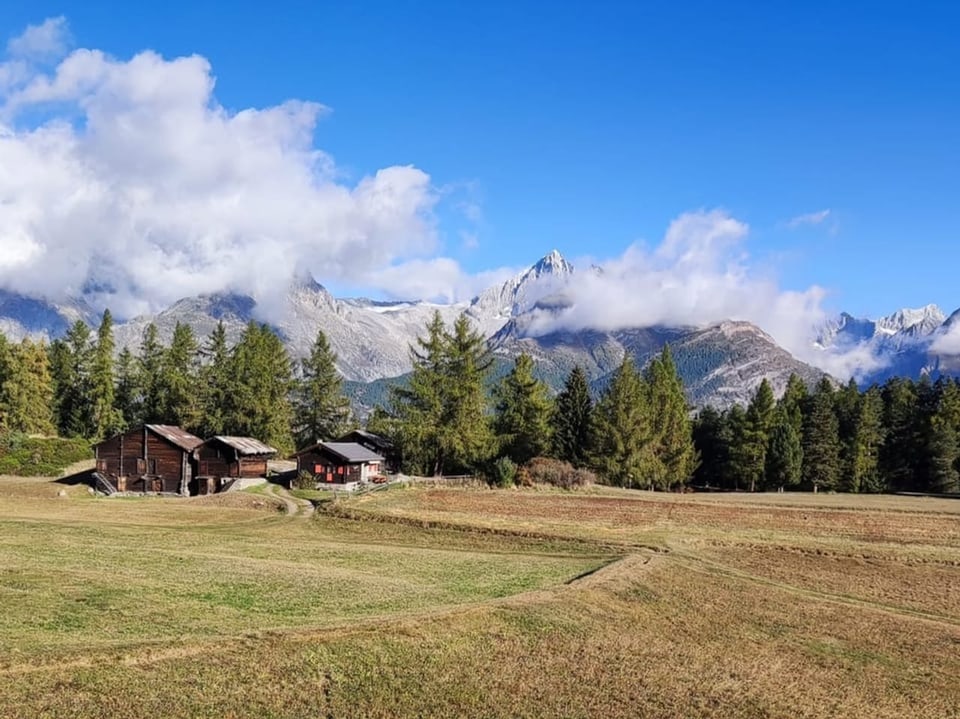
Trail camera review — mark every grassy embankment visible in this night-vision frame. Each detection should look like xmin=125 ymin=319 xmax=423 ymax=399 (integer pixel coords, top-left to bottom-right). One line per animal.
xmin=0 ymin=477 xmax=958 ymax=718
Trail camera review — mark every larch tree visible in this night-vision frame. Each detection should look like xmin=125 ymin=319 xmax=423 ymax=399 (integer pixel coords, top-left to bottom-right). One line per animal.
xmin=551 ymin=365 xmax=594 ymax=468
xmin=590 ymin=356 xmax=654 ymax=488
xmin=741 ymin=378 xmax=776 ymax=491
xmin=1 ymin=339 xmax=56 ymax=436
xmin=493 ymin=352 xmax=553 ymax=465
xmin=293 ymin=329 xmax=352 ymax=448
xmin=644 ymin=345 xmax=697 ymax=489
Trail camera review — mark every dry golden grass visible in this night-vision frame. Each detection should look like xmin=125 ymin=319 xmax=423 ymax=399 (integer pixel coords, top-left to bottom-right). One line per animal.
xmin=0 ymin=477 xmax=958 ymax=718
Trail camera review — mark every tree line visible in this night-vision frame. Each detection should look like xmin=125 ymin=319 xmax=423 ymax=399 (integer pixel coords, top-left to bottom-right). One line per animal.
xmin=369 ymin=312 xmax=697 ymax=488
xmin=693 ymin=374 xmax=960 ymax=494
xmin=0 ymin=310 xmax=351 ymax=455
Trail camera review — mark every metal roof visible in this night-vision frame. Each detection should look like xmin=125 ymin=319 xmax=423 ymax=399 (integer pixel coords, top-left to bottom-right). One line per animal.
xmin=340 ymin=429 xmax=395 ymax=450
xmin=319 ymin=442 xmax=384 ymax=464
xmin=210 ymin=436 xmax=278 ymax=456
xmin=146 ymin=425 xmax=204 ymax=451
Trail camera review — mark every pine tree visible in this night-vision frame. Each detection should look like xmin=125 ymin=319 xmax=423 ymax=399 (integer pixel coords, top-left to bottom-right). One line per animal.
xmin=645 ymin=345 xmax=697 ymax=489
xmin=551 ymin=365 xmax=593 ymax=468
xmin=924 ymin=411 xmax=959 ymax=493
xmin=724 ymin=404 xmax=748 ymax=490
xmin=160 ymin=322 xmax=201 ymax=430
xmin=765 ymin=407 xmax=802 ymax=491
xmin=494 ymin=353 xmax=553 ymax=465
xmin=879 ymin=377 xmax=919 ymax=492
xmin=834 ymin=378 xmax=862 ymax=488
xmin=89 ymin=310 xmax=124 ymax=439
xmin=56 ymin=321 xmax=94 ymax=437
xmin=224 ymin=322 xmax=295 ymax=454
xmin=692 ymin=406 xmax=729 ymax=489
xmin=136 ymin=323 xmax=166 ymax=424
xmin=441 ymin=314 xmax=494 ymax=473
xmin=198 ymin=322 xmax=232 ymax=437
xmin=590 ymin=357 xmax=655 ymax=488
xmin=802 ymin=377 xmax=841 ymax=492
xmin=114 ymin=347 xmax=139 ymax=427
xmin=1 ymin=339 xmax=56 ymax=435
xmin=742 ymin=379 xmax=776 ymax=491
xmin=780 ymin=373 xmax=808 ymax=436
xmin=293 ymin=329 xmax=351 ymax=448
xmin=849 ymin=386 xmax=885 ymax=493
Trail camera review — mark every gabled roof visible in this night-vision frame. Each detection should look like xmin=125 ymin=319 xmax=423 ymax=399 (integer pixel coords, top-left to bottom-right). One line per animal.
xmin=146 ymin=424 xmax=204 ymax=452
xmin=296 ymin=441 xmax=383 ymax=464
xmin=209 ymin=436 xmax=277 ymax=456
xmin=340 ymin=429 xmax=395 ymax=451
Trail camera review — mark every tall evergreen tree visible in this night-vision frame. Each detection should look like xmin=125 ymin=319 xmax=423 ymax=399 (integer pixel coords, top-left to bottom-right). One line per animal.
xmin=494 ymin=353 xmax=553 ymax=465
xmin=692 ymin=406 xmax=729 ymax=489
xmin=224 ymin=322 xmax=295 ymax=454
xmin=741 ymin=379 xmax=776 ymax=491
xmin=802 ymin=377 xmax=841 ymax=492
xmin=590 ymin=357 xmax=655 ymax=488
xmin=849 ymin=386 xmax=885 ymax=493
xmin=765 ymin=407 xmax=802 ymax=491
xmin=293 ymin=329 xmax=351 ymax=448
xmin=55 ymin=321 xmax=94 ymax=437
xmin=160 ymin=322 xmax=201 ymax=430
xmin=551 ymin=365 xmax=593 ymax=467
xmin=89 ymin=310 xmax=124 ymax=439
xmin=136 ymin=323 xmax=166 ymax=424
xmin=834 ymin=378 xmax=863 ymax=488
xmin=780 ymin=372 xmax=808 ymax=436
xmin=198 ymin=322 xmax=233 ymax=437
xmin=724 ymin=404 xmax=749 ymax=490
xmin=114 ymin=347 xmax=139 ymax=428
xmin=1 ymin=339 xmax=56 ymax=435
xmin=645 ymin=345 xmax=697 ymax=489
xmin=880 ymin=377 xmax=919 ymax=492
xmin=0 ymin=333 xmax=13 ymax=429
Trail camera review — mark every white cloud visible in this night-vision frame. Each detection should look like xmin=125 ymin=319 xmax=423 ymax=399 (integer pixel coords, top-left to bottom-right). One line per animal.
xmin=930 ymin=323 xmax=960 ymax=355
xmin=519 ymin=209 xmax=869 ymax=379
xmin=6 ymin=17 xmax=70 ymax=60
xmin=786 ymin=209 xmax=831 ymax=229
xmin=0 ymin=23 xmax=440 ymax=320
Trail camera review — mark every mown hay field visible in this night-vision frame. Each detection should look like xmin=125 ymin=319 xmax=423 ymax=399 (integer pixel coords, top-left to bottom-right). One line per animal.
xmin=0 ymin=477 xmax=958 ymax=718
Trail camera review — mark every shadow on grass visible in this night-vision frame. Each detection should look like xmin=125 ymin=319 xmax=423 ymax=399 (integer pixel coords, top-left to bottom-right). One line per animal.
xmin=55 ymin=469 xmax=95 ymax=486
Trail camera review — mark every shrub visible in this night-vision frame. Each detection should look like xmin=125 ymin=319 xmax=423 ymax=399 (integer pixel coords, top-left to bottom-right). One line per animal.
xmin=293 ymin=470 xmax=317 ymax=490
xmin=519 ymin=457 xmax=595 ymax=490
xmin=489 ymin=456 xmax=517 ymax=488
xmin=0 ymin=434 xmax=92 ymax=477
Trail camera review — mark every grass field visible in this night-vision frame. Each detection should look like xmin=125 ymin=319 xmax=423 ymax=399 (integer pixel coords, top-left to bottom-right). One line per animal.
xmin=0 ymin=478 xmax=958 ymax=717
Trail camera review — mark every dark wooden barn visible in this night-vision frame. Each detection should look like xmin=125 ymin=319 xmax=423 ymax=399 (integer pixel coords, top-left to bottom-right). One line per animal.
xmin=337 ymin=429 xmax=399 ymax=472
xmin=192 ymin=436 xmax=277 ymax=495
xmin=295 ymin=442 xmax=384 ymax=485
xmin=93 ymin=425 xmax=204 ymax=495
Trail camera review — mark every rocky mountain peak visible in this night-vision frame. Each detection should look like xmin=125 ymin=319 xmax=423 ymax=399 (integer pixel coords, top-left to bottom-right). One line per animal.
xmin=876 ymin=304 xmax=945 ymax=335
xmin=527 ymin=249 xmax=574 ymax=278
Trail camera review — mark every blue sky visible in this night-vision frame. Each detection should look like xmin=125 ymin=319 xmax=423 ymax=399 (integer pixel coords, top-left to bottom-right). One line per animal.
xmin=1 ymin=1 xmax=958 ymax=320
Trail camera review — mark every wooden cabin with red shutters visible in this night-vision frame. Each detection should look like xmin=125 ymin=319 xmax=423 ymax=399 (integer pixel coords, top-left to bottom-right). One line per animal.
xmin=92 ymin=424 xmax=204 ymax=495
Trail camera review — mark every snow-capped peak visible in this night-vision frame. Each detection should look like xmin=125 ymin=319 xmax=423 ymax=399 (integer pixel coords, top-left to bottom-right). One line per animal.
xmin=876 ymin=304 xmax=945 ymax=335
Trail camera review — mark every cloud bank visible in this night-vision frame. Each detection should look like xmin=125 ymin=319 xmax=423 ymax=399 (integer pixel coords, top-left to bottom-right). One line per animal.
xmin=0 ymin=19 xmax=442 ymax=319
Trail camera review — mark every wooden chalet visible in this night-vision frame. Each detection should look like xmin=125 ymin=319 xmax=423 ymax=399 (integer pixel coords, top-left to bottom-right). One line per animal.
xmin=337 ymin=429 xmax=399 ymax=472
xmin=93 ymin=425 xmax=203 ymax=495
xmin=192 ymin=436 xmax=278 ymax=495
xmin=295 ymin=442 xmax=384 ymax=485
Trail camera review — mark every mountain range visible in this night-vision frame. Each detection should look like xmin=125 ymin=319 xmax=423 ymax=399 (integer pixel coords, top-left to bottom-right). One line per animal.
xmin=1 ymin=251 xmax=958 ymax=412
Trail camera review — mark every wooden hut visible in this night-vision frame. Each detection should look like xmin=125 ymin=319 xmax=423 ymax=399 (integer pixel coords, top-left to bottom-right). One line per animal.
xmin=294 ymin=442 xmax=384 ymax=485
xmin=192 ymin=436 xmax=277 ymax=495
xmin=93 ymin=425 xmax=203 ymax=495
xmin=337 ymin=429 xmax=399 ymax=472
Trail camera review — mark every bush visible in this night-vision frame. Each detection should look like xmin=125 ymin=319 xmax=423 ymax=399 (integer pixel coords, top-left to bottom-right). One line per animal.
xmin=0 ymin=434 xmax=92 ymax=477
xmin=518 ymin=457 xmax=595 ymax=490
xmin=488 ymin=456 xmax=517 ymax=488
xmin=293 ymin=470 xmax=317 ymax=490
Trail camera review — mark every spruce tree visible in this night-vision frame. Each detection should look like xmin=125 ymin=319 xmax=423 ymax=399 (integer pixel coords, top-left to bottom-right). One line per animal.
xmin=293 ymin=329 xmax=352 ymax=448
xmin=765 ymin=407 xmax=802 ymax=491
xmin=136 ymin=323 xmax=166 ymax=424
xmin=724 ymin=404 xmax=748 ymax=490
xmin=552 ymin=365 xmax=593 ymax=467
xmin=441 ymin=314 xmax=494 ymax=473
xmin=1 ymin=339 xmax=56 ymax=435
xmin=849 ymin=386 xmax=885 ymax=493
xmin=494 ymin=353 xmax=553 ymax=465
xmin=198 ymin=322 xmax=232 ymax=437
xmin=742 ymin=379 xmax=776 ymax=491
xmin=834 ymin=378 xmax=862 ymax=487
xmin=114 ymin=347 xmax=139 ymax=428
xmin=645 ymin=345 xmax=697 ymax=489
xmin=90 ymin=310 xmax=124 ymax=439
xmin=56 ymin=321 xmax=94 ymax=437
xmin=160 ymin=322 xmax=201 ymax=430
xmin=780 ymin=372 xmax=808 ymax=436
xmin=802 ymin=377 xmax=841 ymax=492
xmin=591 ymin=357 xmax=654 ymax=488
xmin=879 ymin=377 xmax=919 ymax=492
xmin=692 ymin=406 xmax=729 ymax=489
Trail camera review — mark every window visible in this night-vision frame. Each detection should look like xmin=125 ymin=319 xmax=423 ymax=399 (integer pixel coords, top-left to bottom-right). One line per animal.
xmin=95 ymin=459 xmax=107 ymax=473
xmin=136 ymin=458 xmax=146 ymax=474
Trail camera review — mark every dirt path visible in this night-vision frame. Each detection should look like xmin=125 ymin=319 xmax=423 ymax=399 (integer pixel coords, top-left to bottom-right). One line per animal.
xmin=263 ymin=482 xmax=314 ymax=518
